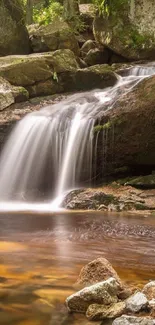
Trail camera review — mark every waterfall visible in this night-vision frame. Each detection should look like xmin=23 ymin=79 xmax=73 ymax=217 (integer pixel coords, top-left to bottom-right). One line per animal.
xmin=0 ymin=64 xmax=154 ymax=205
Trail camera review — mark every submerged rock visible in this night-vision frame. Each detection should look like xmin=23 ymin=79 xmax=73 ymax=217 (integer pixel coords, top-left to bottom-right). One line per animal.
xmin=29 ymin=19 xmax=79 ymax=55
xmin=126 ymin=292 xmax=149 ymax=313
xmin=0 ymin=0 xmax=30 ymax=55
xmin=112 ymin=315 xmax=155 ymax=325
xmin=66 ymin=277 xmax=119 ymax=313
xmin=86 ymin=301 xmax=126 ymax=320
xmin=77 ymin=257 xmax=121 ymax=287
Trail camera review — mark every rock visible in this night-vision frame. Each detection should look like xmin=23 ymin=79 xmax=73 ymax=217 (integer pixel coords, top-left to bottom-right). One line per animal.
xmin=59 ymin=64 xmax=117 ymax=92
xmin=96 ymin=74 xmax=155 ymax=178
xmin=126 ymin=292 xmax=148 ymax=313
xmin=143 ymin=282 xmax=155 ymax=300
xmin=112 ymin=315 xmax=155 ymax=325
xmin=29 ymin=19 xmax=79 ymax=55
xmin=126 ymin=175 xmax=155 ymax=189
xmin=0 ymin=0 xmax=30 ymax=55
xmin=79 ymin=4 xmax=95 ymax=33
xmin=0 ymin=77 xmax=29 ymax=110
xmin=27 ymin=79 xmax=63 ymax=98
xmin=77 ymin=257 xmax=121 ymax=287
xmin=81 ymin=40 xmax=96 ymax=57
xmin=86 ymin=301 xmax=126 ymax=321
xmin=93 ymin=10 xmax=155 ymax=61
xmin=85 ymin=48 xmax=109 ymax=66
xmin=66 ymin=277 xmax=119 ymax=313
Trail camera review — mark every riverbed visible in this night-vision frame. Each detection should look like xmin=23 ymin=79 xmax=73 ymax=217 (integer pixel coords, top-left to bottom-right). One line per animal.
xmin=0 ymin=210 xmax=155 ymax=325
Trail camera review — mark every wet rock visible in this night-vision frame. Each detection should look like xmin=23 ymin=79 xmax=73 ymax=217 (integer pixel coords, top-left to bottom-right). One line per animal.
xmin=112 ymin=315 xmax=155 ymax=325
xmin=96 ymin=74 xmax=155 ymax=178
xmin=66 ymin=277 xmax=119 ymax=313
xmin=86 ymin=301 xmax=126 ymax=321
xmin=60 ymin=64 xmax=117 ymax=92
xmin=0 ymin=0 xmax=30 ymax=55
xmin=77 ymin=257 xmax=121 ymax=287
xmin=126 ymin=292 xmax=148 ymax=313
xmin=143 ymin=282 xmax=155 ymax=300
xmin=85 ymin=48 xmax=109 ymax=66
xmin=29 ymin=19 xmax=79 ymax=55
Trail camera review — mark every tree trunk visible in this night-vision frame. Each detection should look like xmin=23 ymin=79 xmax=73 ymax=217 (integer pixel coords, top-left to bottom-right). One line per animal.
xmin=63 ymin=0 xmax=80 ymax=20
xmin=26 ymin=0 xmax=33 ymax=25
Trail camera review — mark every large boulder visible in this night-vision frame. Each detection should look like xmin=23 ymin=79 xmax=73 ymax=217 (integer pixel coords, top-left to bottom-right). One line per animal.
xmin=0 ymin=0 xmax=30 ymax=55
xmin=93 ymin=4 xmax=155 ymax=61
xmin=77 ymin=257 xmax=121 ymax=287
xmin=95 ymin=75 xmax=155 ymax=177
xmin=66 ymin=277 xmax=120 ymax=313
xmin=29 ymin=19 xmax=80 ymax=55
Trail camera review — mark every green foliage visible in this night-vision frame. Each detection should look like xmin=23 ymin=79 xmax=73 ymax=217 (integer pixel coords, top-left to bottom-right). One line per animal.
xmin=66 ymin=14 xmax=87 ymax=33
xmin=33 ymin=1 xmax=63 ymax=25
xmin=93 ymin=0 xmax=128 ymax=17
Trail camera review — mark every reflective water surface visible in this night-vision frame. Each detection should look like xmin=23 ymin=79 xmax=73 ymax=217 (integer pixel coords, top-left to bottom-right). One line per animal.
xmin=0 ymin=211 xmax=155 ymax=325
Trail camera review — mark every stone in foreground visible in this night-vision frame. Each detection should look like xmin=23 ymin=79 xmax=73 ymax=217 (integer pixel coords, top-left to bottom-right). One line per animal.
xmin=112 ymin=315 xmax=155 ymax=325
xmin=86 ymin=301 xmax=126 ymax=321
xmin=143 ymin=282 xmax=155 ymax=300
xmin=66 ymin=277 xmax=119 ymax=313
xmin=126 ymin=292 xmax=148 ymax=313
xmin=77 ymin=257 xmax=121 ymax=286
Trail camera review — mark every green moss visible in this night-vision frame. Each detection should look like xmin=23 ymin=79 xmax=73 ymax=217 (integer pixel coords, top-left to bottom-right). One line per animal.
xmin=93 ymin=121 xmax=112 ymax=133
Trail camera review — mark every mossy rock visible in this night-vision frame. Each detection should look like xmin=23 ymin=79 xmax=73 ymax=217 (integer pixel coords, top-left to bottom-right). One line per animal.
xmin=125 ymin=174 xmax=155 ymax=189
xmin=0 ymin=0 xmax=30 ymax=55
xmin=93 ymin=13 xmax=155 ymax=60
xmin=59 ymin=64 xmax=117 ymax=91
xmin=0 ymin=77 xmax=28 ymax=110
xmin=96 ymin=75 xmax=155 ymax=176
xmin=0 ymin=50 xmax=79 ymax=87
xmin=29 ymin=19 xmax=80 ymax=55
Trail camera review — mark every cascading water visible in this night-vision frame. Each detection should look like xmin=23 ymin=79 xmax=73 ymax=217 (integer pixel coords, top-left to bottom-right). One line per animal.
xmin=0 ymin=64 xmax=155 ymax=210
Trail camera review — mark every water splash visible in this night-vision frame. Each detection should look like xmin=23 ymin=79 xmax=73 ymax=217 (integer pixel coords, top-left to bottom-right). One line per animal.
xmin=0 ymin=64 xmax=154 ymax=208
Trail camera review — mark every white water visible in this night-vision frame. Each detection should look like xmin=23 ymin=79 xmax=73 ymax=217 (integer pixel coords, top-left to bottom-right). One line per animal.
xmin=0 ymin=64 xmax=155 ymax=210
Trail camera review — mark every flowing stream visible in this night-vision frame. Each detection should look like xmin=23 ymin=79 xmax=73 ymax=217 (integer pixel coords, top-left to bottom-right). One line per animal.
xmin=0 ymin=64 xmax=155 ymax=207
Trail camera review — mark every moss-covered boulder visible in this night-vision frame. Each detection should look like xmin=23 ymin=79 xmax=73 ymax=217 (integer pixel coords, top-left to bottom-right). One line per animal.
xmin=59 ymin=64 xmax=117 ymax=92
xmin=0 ymin=0 xmax=30 ymax=56
xmin=0 ymin=77 xmax=29 ymax=110
xmin=93 ymin=4 xmax=155 ymax=61
xmin=29 ymin=19 xmax=79 ymax=55
xmin=95 ymin=75 xmax=155 ymax=176
xmin=0 ymin=50 xmax=79 ymax=86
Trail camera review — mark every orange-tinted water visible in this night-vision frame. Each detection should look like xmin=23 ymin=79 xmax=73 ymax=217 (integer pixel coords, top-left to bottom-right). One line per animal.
xmin=0 ymin=211 xmax=155 ymax=324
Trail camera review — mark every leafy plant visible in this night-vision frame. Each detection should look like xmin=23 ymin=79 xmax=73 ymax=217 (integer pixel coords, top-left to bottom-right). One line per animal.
xmin=33 ymin=1 xmax=63 ymax=25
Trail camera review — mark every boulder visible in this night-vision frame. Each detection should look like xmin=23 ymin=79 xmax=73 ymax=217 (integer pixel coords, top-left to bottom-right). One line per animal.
xmin=86 ymin=301 xmax=126 ymax=321
xmin=29 ymin=19 xmax=79 ymax=55
xmin=85 ymin=48 xmax=109 ymax=66
xmin=0 ymin=77 xmax=29 ymax=110
xmin=96 ymin=75 xmax=155 ymax=177
xmin=143 ymin=282 xmax=155 ymax=300
xmin=0 ymin=0 xmax=30 ymax=55
xmin=59 ymin=64 xmax=117 ymax=92
xmin=112 ymin=315 xmax=155 ymax=325
xmin=66 ymin=277 xmax=119 ymax=313
xmin=93 ymin=11 xmax=155 ymax=61
xmin=126 ymin=292 xmax=148 ymax=313
xmin=77 ymin=257 xmax=121 ymax=286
